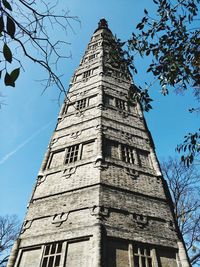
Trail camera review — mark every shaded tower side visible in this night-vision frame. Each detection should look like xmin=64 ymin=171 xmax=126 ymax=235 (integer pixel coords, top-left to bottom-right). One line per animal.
xmin=7 ymin=19 xmax=190 ymax=267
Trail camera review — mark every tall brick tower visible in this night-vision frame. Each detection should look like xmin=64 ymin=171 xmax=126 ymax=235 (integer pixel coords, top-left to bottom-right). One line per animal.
xmin=8 ymin=19 xmax=190 ymax=267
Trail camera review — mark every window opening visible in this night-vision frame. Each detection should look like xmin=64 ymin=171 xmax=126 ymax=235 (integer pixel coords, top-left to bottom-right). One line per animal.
xmin=133 ymin=245 xmax=152 ymax=267
xmin=65 ymin=144 xmax=79 ymax=164
xmin=88 ymin=54 xmax=96 ymax=60
xmin=76 ymin=98 xmax=87 ymax=109
xmin=83 ymin=70 xmax=91 ymax=78
xmin=41 ymin=242 xmax=63 ymax=267
xmin=121 ymin=145 xmax=135 ymax=164
xmin=116 ymin=98 xmax=126 ymax=110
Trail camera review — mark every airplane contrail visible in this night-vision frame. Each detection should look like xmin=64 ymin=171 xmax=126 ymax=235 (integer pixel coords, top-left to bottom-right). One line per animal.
xmin=0 ymin=121 xmax=52 ymax=165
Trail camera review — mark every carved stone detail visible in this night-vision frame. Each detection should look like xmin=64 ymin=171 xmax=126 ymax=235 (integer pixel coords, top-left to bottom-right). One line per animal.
xmin=37 ymin=175 xmax=46 ymax=186
xmin=90 ymin=205 xmax=109 ymax=220
xmin=62 ymin=167 xmax=77 ymax=179
xmin=97 ymin=103 xmax=104 ymax=110
xmin=50 ymin=138 xmax=58 ymax=147
xmin=75 ymin=111 xmax=84 ymax=117
xmin=71 ymin=131 xmax=82 ymax=139
xmin=131 ymin=213 xmax=148 ymax=228
xmin=52 ymin=212 xmax=69 ymax=227
xmin=125 ymin=168 xmax=139 ymax=179
xmin=118 ymin=110 xmax=129 ymax=118
xmin=57 ymin=117 xmax=65 ymax=123
xmin=21 ymin=220 xmax=33 ymax=233
xmin=80 ymin=90 xmax=89 ymax=96
xmin=121 ymin=131 xmax=132 ymax=140
xmin=94 ymin=157 xmax=108 ymax=170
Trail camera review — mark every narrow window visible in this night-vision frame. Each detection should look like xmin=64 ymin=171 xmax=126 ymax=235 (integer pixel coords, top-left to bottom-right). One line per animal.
xmin=41 ymin=242 xmax=63 ymax=267
xmin=76 ymin=98 xmax=87 ymax=110
xmin=65 ymin=144 xmax=79 ymax=164
xmin=88 ymin=54 xmax=96 ymax=60
xmin=121 ymin=145 xmax=135 ymax=164
xmin=83 ymin=70 xmax=91 ymax=78
xmin=116 ymin=98 xmax=126 ymax=110
xmin=133 ymin=245 xmax=153 ymax=267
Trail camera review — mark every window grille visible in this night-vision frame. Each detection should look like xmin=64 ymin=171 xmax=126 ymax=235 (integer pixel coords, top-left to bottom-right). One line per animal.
xmin=121 ymin=145 xmax=135 ymax=164
xmin=76 ymin=98 xmax=87 ymax=110
xmin=83 ymin=70 xmax=91 ymax=78
xmin=65 ymin=144 xmax=79 ymax=164
xmin=41 ymin=242 xmax=63 ymax=267
xmin=133 ymin=245 xmax=153 ymax=267
xmin=88 ymin=54 xmax=96 ymax=60
xmin=116 ymin=98 xmax=126 ymax=110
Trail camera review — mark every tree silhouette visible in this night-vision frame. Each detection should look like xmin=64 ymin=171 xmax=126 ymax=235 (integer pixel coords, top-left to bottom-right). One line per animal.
xmin=0 ymin=215 xmax=20 ymax=267
xmin=161 ymin=157 xmax=200 ymax=266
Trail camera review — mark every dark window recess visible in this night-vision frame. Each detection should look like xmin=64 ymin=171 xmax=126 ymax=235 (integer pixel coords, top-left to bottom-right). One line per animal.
xmin=116 ymin=98 xmax=126 ymax=110
xmin=76 ymin=98 xmax=87 ymax=110
xmin=133 ymin=245 xmax=153 ymax=267
xmin=83 ymin=70 xmax=91 ymax=78
xmin=41 ymin=242 xmax=63 ymax=267
xmin=65 ymin=144 xmax=79 ymax=164
xmin=91 ymin=43 xmax=99 ymax=49
xmin=121 ymin=145 xmax=135 ymax=164
xmin=88 ymin=54 xmax=96 ymax=60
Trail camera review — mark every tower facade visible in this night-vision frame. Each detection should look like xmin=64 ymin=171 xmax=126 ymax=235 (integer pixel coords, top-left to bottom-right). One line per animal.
xmin=8 ymin=19 xmax=190 ymax=267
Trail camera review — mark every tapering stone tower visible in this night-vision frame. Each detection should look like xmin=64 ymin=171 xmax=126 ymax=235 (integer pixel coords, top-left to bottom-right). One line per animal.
xmin=8 ymin=19 xmax=190 ymax=267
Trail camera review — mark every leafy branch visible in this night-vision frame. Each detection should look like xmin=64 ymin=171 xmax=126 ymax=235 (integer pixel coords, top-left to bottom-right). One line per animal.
xmin=0 ymin=0 xmax=79 ymax=94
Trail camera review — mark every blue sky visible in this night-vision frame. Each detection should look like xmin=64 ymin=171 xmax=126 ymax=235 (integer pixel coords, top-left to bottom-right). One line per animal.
xmin=0 ymin=0 xmax=199 ymax=220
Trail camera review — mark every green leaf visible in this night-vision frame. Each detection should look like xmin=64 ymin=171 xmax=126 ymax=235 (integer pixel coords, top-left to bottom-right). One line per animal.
xmin=4 ymin=72 xmax=15 ymax=87
xmin=7 ymin=16 xmax=15 ymax=38
xmin=0 ymin=16 xmax=4 ymax=34
xmin=3 ymin=43 xmax=12 ymax=63
xmin=2 ymin=0 xmax=12 ymax=11
xmin=10 ymin=68 xmax=20 ymax=82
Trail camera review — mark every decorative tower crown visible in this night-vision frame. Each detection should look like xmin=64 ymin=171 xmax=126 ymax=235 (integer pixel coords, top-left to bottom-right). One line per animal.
xmin=98 ymin=18 xmax=108 ymax=29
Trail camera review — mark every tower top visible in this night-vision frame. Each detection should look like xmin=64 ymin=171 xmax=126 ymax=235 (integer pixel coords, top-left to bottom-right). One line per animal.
xmin=98 ymin=18 xmax=108 ymax=29
xmin=94 ymin=18 xmax=111 ymax=33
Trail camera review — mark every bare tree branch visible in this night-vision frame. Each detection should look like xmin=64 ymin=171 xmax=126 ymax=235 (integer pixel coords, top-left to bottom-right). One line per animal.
xmin=0 ymin=0 xmax=80 ymax=104
xmin=161 ymin=157 xmax=200 ymax=266
xmin=0 ymin=215 xmax=20 ymax=267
